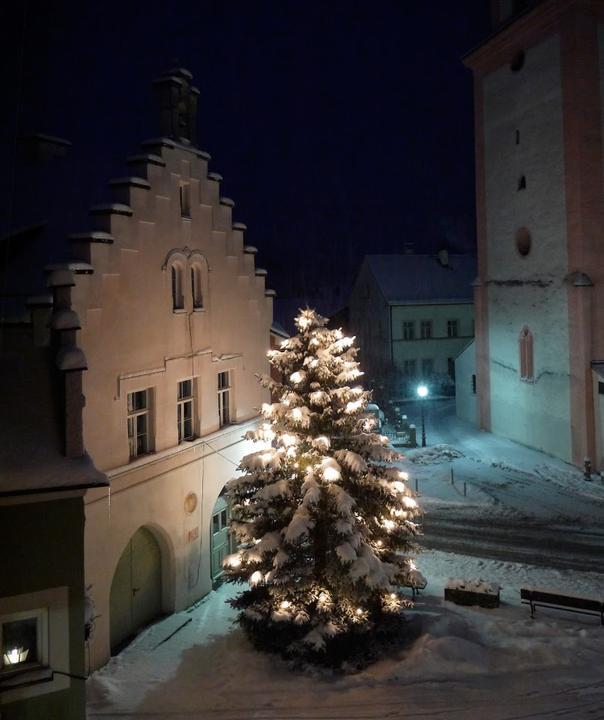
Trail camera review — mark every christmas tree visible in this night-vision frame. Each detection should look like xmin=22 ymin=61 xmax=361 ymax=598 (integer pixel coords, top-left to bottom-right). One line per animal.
xmin=224 ymin=309 xmax=422 ymax=666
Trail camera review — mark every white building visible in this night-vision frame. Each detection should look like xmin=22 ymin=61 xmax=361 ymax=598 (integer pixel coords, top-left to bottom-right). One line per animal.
xmin=42 ymin=68 xmax=273 ymax=670
xmin=349 ymin=253 xmax=476 ymax=388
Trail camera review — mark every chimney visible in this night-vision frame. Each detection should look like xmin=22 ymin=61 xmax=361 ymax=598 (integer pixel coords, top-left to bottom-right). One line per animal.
xmin=152 ymin=68 xmax=199 ymax=146
xmin=437 ymin=248 xmax=449 ymax=267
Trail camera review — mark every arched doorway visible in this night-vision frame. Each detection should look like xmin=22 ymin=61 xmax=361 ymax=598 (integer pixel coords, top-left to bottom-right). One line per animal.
xmin=110 ymin=527 xmax=163 ymax=654
xmin=210 ymin=494 xmax=233 ymax=586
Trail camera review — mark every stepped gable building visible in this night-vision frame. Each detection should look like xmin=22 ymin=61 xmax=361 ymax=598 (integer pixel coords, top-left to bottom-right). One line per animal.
xmin=39 ymin=68 xmax=273 ymax=669
xmin=349 ymin=252 xmax=476 ymax=382
xmin=465 ymin=0 xmax=604 ymax=468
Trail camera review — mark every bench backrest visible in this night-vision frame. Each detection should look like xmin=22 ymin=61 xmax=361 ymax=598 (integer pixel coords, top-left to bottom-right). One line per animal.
xmin=521 ymin=588 xmax=602 ymax=612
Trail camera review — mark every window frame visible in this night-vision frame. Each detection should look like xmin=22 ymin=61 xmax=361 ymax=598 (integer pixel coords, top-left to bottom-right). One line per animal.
xmin=177 ymin=379 xmax=195 ymax=443
xmin=127 ymin=389 xmax=153 ymax=460
xmin=171 ymin=263 xmax=185 ymax=311
xmin=447 ymin=319 xmax=459 ymax=338
xmin=191 ymin=264 xmax=204 ymax=310
xmin=402 ymin=321 xmax=415 ymax=341
xmin=420 ymin=320 xmax=432 ymax=339
xmin=179 ymin=182 xmax=191 ymax=218
xmin=0 ymin=608 xmax=48 ymax=677
xmin=217 ymin=371 xmax=232 ymax=428
xmin=519 ymin=326 xmax=534 ymax=381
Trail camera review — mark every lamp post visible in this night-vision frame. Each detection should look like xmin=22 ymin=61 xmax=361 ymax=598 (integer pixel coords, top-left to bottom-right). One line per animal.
xmin=416 ymin=384 xmax=428 ymax=447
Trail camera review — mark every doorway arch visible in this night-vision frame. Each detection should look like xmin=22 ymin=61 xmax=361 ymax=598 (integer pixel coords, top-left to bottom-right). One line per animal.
xmin=110 ymin=526 xmax=163 ymax=654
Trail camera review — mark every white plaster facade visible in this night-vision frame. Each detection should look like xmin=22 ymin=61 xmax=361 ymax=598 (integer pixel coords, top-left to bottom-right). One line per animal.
xmin=59 ymin=69 xmax=272 ymax=669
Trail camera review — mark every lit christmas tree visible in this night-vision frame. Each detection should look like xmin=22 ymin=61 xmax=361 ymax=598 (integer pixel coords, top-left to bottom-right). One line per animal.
xmin=224 ymin=309 xmax=422 ymax=666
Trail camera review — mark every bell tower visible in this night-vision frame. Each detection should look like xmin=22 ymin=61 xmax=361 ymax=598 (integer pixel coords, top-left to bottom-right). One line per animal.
xmin=152 ymin=67 xmax=199 ymax=146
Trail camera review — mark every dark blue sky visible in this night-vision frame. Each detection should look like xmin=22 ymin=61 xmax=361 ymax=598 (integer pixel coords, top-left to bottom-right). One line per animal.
xmin=2 ymin=0 xmax=490 ymax=319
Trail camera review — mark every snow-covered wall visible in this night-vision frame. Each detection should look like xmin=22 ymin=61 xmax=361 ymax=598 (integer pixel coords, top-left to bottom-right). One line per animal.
xmin=455 ymin=340 xmax=477 ymax=425
xmin=482 ymin=33 xmax=572 ymax=461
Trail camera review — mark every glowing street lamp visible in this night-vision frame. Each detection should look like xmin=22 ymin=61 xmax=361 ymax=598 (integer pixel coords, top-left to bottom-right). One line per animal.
xmin=416 ymin=384 xmax=429 ymax=447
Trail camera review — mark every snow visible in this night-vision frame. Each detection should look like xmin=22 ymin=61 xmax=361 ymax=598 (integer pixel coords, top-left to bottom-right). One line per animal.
xmin=87 ymin=550 xmax=604 ymax=720
xmin=445 ymin=577 xmax=500 ymax=595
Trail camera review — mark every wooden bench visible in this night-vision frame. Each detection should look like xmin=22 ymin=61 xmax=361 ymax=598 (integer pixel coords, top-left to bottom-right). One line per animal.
xmin=520 ymin=587 xmax=604 ymax=625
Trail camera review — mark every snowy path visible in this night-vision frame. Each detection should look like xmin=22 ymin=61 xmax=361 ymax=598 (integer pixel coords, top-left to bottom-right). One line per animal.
xmin=87 ymin=552 xmax=604 ymax=720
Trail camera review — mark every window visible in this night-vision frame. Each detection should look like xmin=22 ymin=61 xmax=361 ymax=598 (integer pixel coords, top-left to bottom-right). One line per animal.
xmin=518 ymin=175 xmax=526 ymax=191
xmin=472 ymin=374 xmax=477 ymax=394
xmin=179 ymin=183 xmax=191 ymax=218
xmin=519 ymin=326 xmax=534 ymax=381
xmin=402 ymin=321 xmax=415 ymax=340
xmin=402 ymin=359 xmax=416 ymax=376
xmin=447 ymin=320 xmax=459 ymax=338
xmin=127 ymin=389 xmax=152 ymax=459
xmin=420 ymin=320 xmax=432 ymax=339
xmin=421 ymin=359 xmax=433 ymax=377
xmin=447 ymin=357 xmax=456 ymax=380
xmin=172 ymin=264 xmax=184 ymax=310
xmin=212 ymin=507 xmax=229 ymax=534
xmin=515 ymin=129 xmax=520 ymax=145
xmin=177 ymin=380 xmax=195 ymax=443
xmin=1 ymin=610 xmax=46 ymax=675
xmin=191 ymin=265 xmax=203 ymax=309
xmin=515 ymin=227 xmax=531 ymax=257
xmin=218 ymin=371 xmax=231 ymax=427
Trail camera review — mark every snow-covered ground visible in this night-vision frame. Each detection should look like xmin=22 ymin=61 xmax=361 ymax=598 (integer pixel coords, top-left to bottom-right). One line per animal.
xmin=87 ymin=551 xmax=604 ymax=719
xmin=87 ymin=401 xmax=604 ymax=719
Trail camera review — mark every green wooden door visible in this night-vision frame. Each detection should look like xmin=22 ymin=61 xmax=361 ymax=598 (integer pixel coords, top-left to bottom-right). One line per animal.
xmin=110 ymin=527 xmax=162 ymax=653
xmin=210 ymin=496 xmax=231 ymax=583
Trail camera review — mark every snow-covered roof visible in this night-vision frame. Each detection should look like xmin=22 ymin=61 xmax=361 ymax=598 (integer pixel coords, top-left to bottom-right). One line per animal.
xmin=364 ymin=254 xmax=477 ymax=305
xmin=0 ymin=328 xmax=106 ymax=496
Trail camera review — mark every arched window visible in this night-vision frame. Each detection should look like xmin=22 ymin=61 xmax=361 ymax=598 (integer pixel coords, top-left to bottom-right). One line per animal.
xmin=519 ymin=326 xmax=534 ymax=381
xmin=191 ymin=264 xmax=203 ymax=309
xmin=172 ymin=264 xmax=184 ymax=311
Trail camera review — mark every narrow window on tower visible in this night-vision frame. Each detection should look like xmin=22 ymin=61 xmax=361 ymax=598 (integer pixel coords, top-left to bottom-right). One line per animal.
xmin=191 ymin=264 xmax=204 ymax=309
xmin=515 ymin=129 xmax=520 ymax=145
xmin=217 ymin=371 xmax=232 ymax=427
xmin=518 ymin=175 xmax=526 ymax=191
xmin=180 ymin=183 xmax=191 ymax=218
xmin=177 ymin=379 xmax=195 ymax=443
xmin=519 ymin=326 xmax=534 ymax=381
xmin=172 ymin=264 xmax=184 ymax=311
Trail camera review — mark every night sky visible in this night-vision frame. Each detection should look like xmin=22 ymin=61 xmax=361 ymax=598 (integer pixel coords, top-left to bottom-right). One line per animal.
xmin=2 ymin=1 xmax=491 ymax=323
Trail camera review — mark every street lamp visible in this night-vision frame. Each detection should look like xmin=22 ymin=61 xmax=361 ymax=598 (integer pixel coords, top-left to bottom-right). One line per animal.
xmin=416 ymin=384 xmax=428 ymax=447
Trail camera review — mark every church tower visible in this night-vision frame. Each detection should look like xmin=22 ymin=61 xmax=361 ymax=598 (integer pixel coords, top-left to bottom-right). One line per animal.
xmin=465 ymin=0 xmax=604 ymax=468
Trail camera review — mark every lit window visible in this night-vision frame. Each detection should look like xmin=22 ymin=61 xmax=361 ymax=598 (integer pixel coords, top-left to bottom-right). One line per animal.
xmin=179 ymin=183 xmax=191 ymax=218
xmin=447 ymin=320 xmax=459 ymax=338
xmin=420 ymin=320 xmax=432 ymax=339
xmin=172 ymin=264 xmax=184 ymax=310
xmin=177 ymin=380 xmax=195 ymax=443
xmin=127 ymin=389 xmax=152 ymax=459
xmin=191 ymin=265 xmax=203 ymax=309
xmin=1 ymin=609 xmax=47 ymax=675
xmin=421 ymin=358 xmax=433 ymax=377
xmin=403 ymin=359 xmax=416 ymax=376
xmin=402 ymin=321 xmax=415 ymax=340
xmin=217 ymin=371 xmax=231 ymax=427
xmin=519 ymin=326 xmax=534 ymax=381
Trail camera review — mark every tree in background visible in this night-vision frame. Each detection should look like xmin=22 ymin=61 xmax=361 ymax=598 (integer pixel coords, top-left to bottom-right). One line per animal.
xmin=224 ymin=309 xmax=422 ymax=667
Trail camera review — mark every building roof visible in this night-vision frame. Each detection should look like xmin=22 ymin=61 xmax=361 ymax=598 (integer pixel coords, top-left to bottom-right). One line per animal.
xmin=0 ymin=326 xmax=107 ymax=497
xmin=364 ymin=254 xmax=476 ymax=305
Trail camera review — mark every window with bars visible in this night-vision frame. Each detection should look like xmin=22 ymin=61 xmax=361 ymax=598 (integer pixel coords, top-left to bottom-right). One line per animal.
xmin=420 ymin=320 xmax=432 ymax=339
xmin=402 ymin=321 xmax=415 ymax=340
xmin=218 ymin=371 xmax=231 ymax=427
xmin=447 ymin=319 xmax=459 ymax=338
xmin=127 ymin=389 xmax=152 ymax=459
xmin=177 ymin=380 xmax=195 ymax=443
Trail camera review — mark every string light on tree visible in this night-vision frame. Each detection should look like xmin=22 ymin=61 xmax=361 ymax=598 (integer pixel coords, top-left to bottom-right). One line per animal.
xmin=223 ymin=308 xmax=423 ymax=666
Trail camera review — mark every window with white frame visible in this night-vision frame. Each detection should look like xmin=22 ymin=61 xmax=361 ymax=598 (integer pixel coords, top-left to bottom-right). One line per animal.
xmin=402 ymin=321 xmax=415 ymax=340
xmin=171 ymin=264 xmax=184 ymax=311
xmin=191 ymin=265 xmax=204 ymax=309
xmin=177 ymin=379 xmax=195 ymax=442
xmin=421 ymin=358 xmax=433 ymax=376
xmin=420 ymin=320 xmax=432 ymax=339
xmin=1 ymin=609 xmax=47 ymax=676
xmin=217 ymin=371 xmax=231 ymax=427
xmin=447 ymin=319 xmax=459 ymax=338
xmin=127 ymin=389 xmax=152 ymax=459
